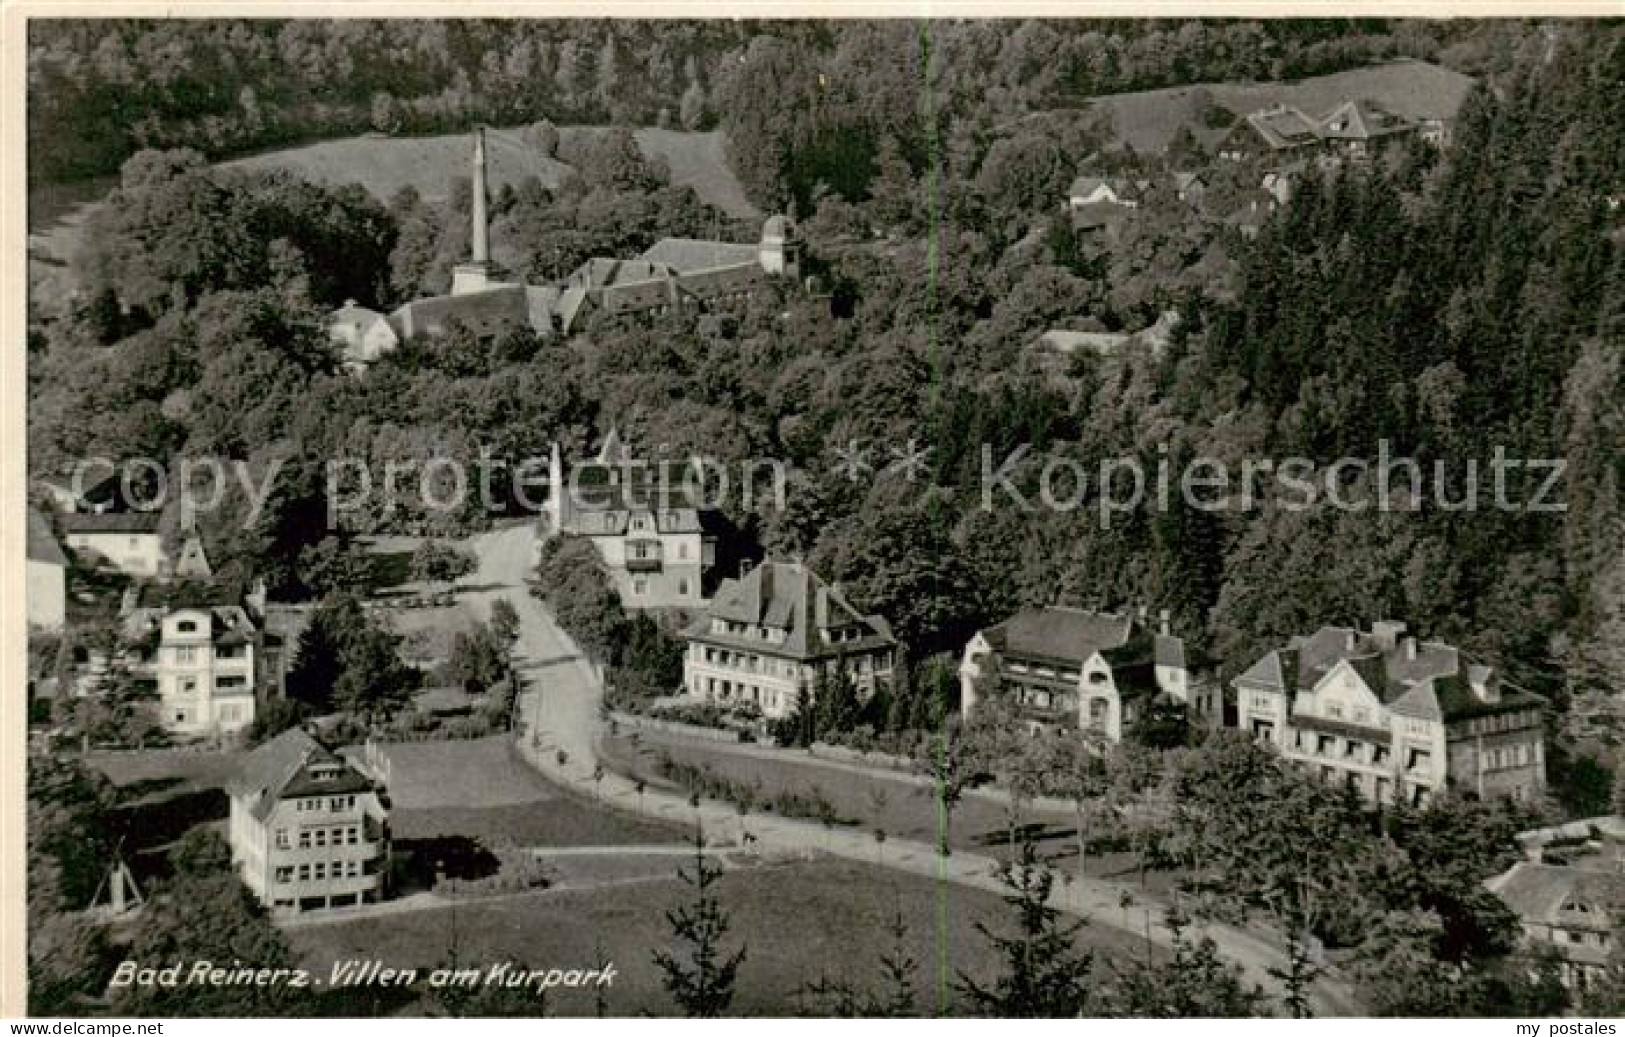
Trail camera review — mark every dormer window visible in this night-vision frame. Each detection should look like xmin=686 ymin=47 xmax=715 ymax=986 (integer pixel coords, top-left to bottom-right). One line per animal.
xmin=177 ymin=620 xmax=197 ymax=633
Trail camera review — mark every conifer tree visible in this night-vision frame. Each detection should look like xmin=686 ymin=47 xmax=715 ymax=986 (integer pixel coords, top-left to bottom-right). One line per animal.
xmin=653 ymin=825 xmax=746 ymax=1018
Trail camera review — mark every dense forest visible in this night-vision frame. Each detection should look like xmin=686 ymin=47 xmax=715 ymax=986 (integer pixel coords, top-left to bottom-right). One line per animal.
xmin=22 ymin=16 xmax=1625 ymax=1019
xmin=29 ymin=18 xmax=1532 ymax=187
xmin=26 ymin=20 xmax=1625 ymax=790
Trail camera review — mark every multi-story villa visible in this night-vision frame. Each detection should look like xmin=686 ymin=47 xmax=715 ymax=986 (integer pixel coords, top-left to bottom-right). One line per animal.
xmin=681 ymin=560 xmax=896 ymax=721
xmin=120 ymin=604 xmax=260 ymax=736
xmin=543 ymin=430 xmax=718 ymax=608
xmin=1234 ymin=620 xmax=1547 ymax=805
xmin=227 ymin=729 xmax=391 ymax=914
xmin=959 ymin=606 xmax=1213 ymax=743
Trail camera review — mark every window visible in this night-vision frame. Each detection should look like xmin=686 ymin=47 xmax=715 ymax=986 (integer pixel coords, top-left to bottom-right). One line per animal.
xmin=347 ymin=827 xmax=359 ymax=845
xmin=313 ymin=863 xmax=327 ymax=880
xmin=220 ymin=705 xmax=239 ymax=724
xmin=218 ymin=675 xmax=247 ymax=689
xmin=275 ymin=828 xmax=290 ymax=850
xmin=297 ymin=864 xmax=311 ymax=881
xmin=678 ymin=543 xmax=689 ymax=560
xmin=299 ymin=831 xmax=312 ymax=849
xmin=178 ymin=620 xmax=197 ymax=633
xmin=174 ymin=710 xmax=188 ymax=724
xmin=176 ymin=646 xmax=197 ymax=664
xmin=275 ymin=867 xmax=293 ymax=883
xmin=678 ymin=578 xmax=690 ymax=597
xmin=1327 ymin=702 xmax=1344 ymax=719
xmin=632 ymin=577 xmax=647 ymax=597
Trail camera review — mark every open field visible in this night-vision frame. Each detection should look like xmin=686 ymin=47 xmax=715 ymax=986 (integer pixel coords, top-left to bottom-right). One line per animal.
xmin=371 ymin=735 xmax=682 ymax=846
xmin=290 ymin=855 xmax=1160 ymax=1016
xmin=1089 ymin=59 xmax=1474 ymax=153
xmin=86 ymin=747 xmax=244 ymax=801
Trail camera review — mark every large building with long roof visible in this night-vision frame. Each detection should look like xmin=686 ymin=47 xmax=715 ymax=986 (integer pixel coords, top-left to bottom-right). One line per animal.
xmin=327 ymin=129 xmax=798 ymax=368
xmin=1234 ymin=619 xmax=1547 ymax=805
xmin=681 ymin=560 xmax=896 ymax=721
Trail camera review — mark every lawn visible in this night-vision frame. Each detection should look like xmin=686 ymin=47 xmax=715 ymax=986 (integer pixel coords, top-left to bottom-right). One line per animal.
xmin=1088 ymin=58 xmax=1475 ymax=154
xmin=599 ymin=731 xmax=1181 ymax=895
xmin=86 ymin=747 xmax=244 ymax=801
xmin=368 ymin=735 xmax=683 ymax=847
xmin=290 ymin=855 xmax=1157 ymax=1017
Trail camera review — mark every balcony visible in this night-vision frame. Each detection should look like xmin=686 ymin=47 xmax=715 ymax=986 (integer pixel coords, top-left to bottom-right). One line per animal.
xmin=624 ymin=539 xmax=663 ymax=572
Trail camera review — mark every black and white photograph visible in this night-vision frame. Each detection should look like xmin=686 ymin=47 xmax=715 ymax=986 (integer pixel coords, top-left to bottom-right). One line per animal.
xmin=8 ymin=6 xmax=1625 ymax=1022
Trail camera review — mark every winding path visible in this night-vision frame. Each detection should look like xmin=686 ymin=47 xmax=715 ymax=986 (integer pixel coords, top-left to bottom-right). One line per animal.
xmin=460 ymin=524 xmax=1360 ymax=1016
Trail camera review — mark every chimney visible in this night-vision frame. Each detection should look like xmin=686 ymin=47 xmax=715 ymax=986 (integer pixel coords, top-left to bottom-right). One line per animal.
xmin=1371 ymin=620 xmax=1406 ymax=652
xmin=471 ymin=127 xmax=490 ymax=265
xmin=1402 ymin=637 xmax=1417 ymax=661
xmin=1344 ymin=630 xmax=1358 ymax=653
xmin=1468 ymin=664 xmax=1498 ymax=703
xmin=1158 ymin=608 xmax=1171 ymax=636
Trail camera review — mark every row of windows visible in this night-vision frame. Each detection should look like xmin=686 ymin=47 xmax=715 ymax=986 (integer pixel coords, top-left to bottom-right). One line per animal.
xmin=707 ymin=678 xmax=785 ymax=713
xmin=169 ymin=702 xmax=246 ymax=725
xmin=276 ymin=860 xmax=364 ymax=883
xmin=1296 ymin=731 xmax=1393 ymax=768
xmin=630 ymin=575 xmax=690 ymax=597
xmin=276 ymin=825 xmax=363 ymax=850
xmin=1461 ymin=710 xmax=1538 ymax=737
xmin=1482 ymin=743 xmax=1536 ymax=771
xmin=292 ymin=795 xmax=358 ymax=814
xmin=1321 ymin=701 xmax=1374 ymax=725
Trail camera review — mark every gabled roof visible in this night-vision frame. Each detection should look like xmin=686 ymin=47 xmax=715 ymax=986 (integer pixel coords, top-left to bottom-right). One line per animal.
xmin=1245 ymin=623 xmax=1546 ymax=723
xmin=1317 ymin=100 xmax=1414 ymax=141
xmin=1487 ymin=862 xmax=1622 ymax=957
xmin=639 ymin=237 xmax=760 ymax=273
xmin=229 ymin=728 xmax=373 ymax=822
xmin=58 ymin=511 xmax=162 ymax=535
xmin=389 ymin=282 xmax=533 ymax=340
xmin=982 ymin=608 xmax=1134 ymax=668
xmin=1245 ymin=106 xmax=1322 ymax=149
xmin=685 ymin=560 xmax=894 ymax=660
xmin=27 ymin=507 xmax=67 ymax=566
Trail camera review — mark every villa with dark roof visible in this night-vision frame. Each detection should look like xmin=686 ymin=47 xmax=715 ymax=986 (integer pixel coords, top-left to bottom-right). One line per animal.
xmin=959 ymin=606 xmax=1211 ymax=744
xmin=681 ymin=560 xmax=896 ymax=721
xmin=1234 ymin=620 xmax=1547 ymax=805
xmin=227 ymin=729 xmax=390 ymax=914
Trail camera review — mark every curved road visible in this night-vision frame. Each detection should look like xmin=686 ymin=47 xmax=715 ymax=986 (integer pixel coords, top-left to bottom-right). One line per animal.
xmin=461 ymin=524 xmax=1359 ymax=1016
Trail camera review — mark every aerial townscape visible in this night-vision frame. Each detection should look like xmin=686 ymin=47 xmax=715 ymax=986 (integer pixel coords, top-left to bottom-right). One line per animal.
xmin=18 ymin=15 xmax=1625 ymax=1021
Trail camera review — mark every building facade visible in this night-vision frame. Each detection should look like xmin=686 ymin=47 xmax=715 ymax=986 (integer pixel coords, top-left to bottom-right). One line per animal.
xmin=682 ymin=560 xmax=896 ymax=721
xmin=228 ymin=730 xmax=390 ymax=914
xmin=543 ymin=431 xmax=717 ymax=608
xmin=122 ymin=604 xmax=260 ymax=736
xmin=959 ymin=607 xmax=1213 ymax=743
xmin=58 ymin=511 xmax=167 ymax=578
xmin=1234 ymin=620 xmax=1547 ymax=806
